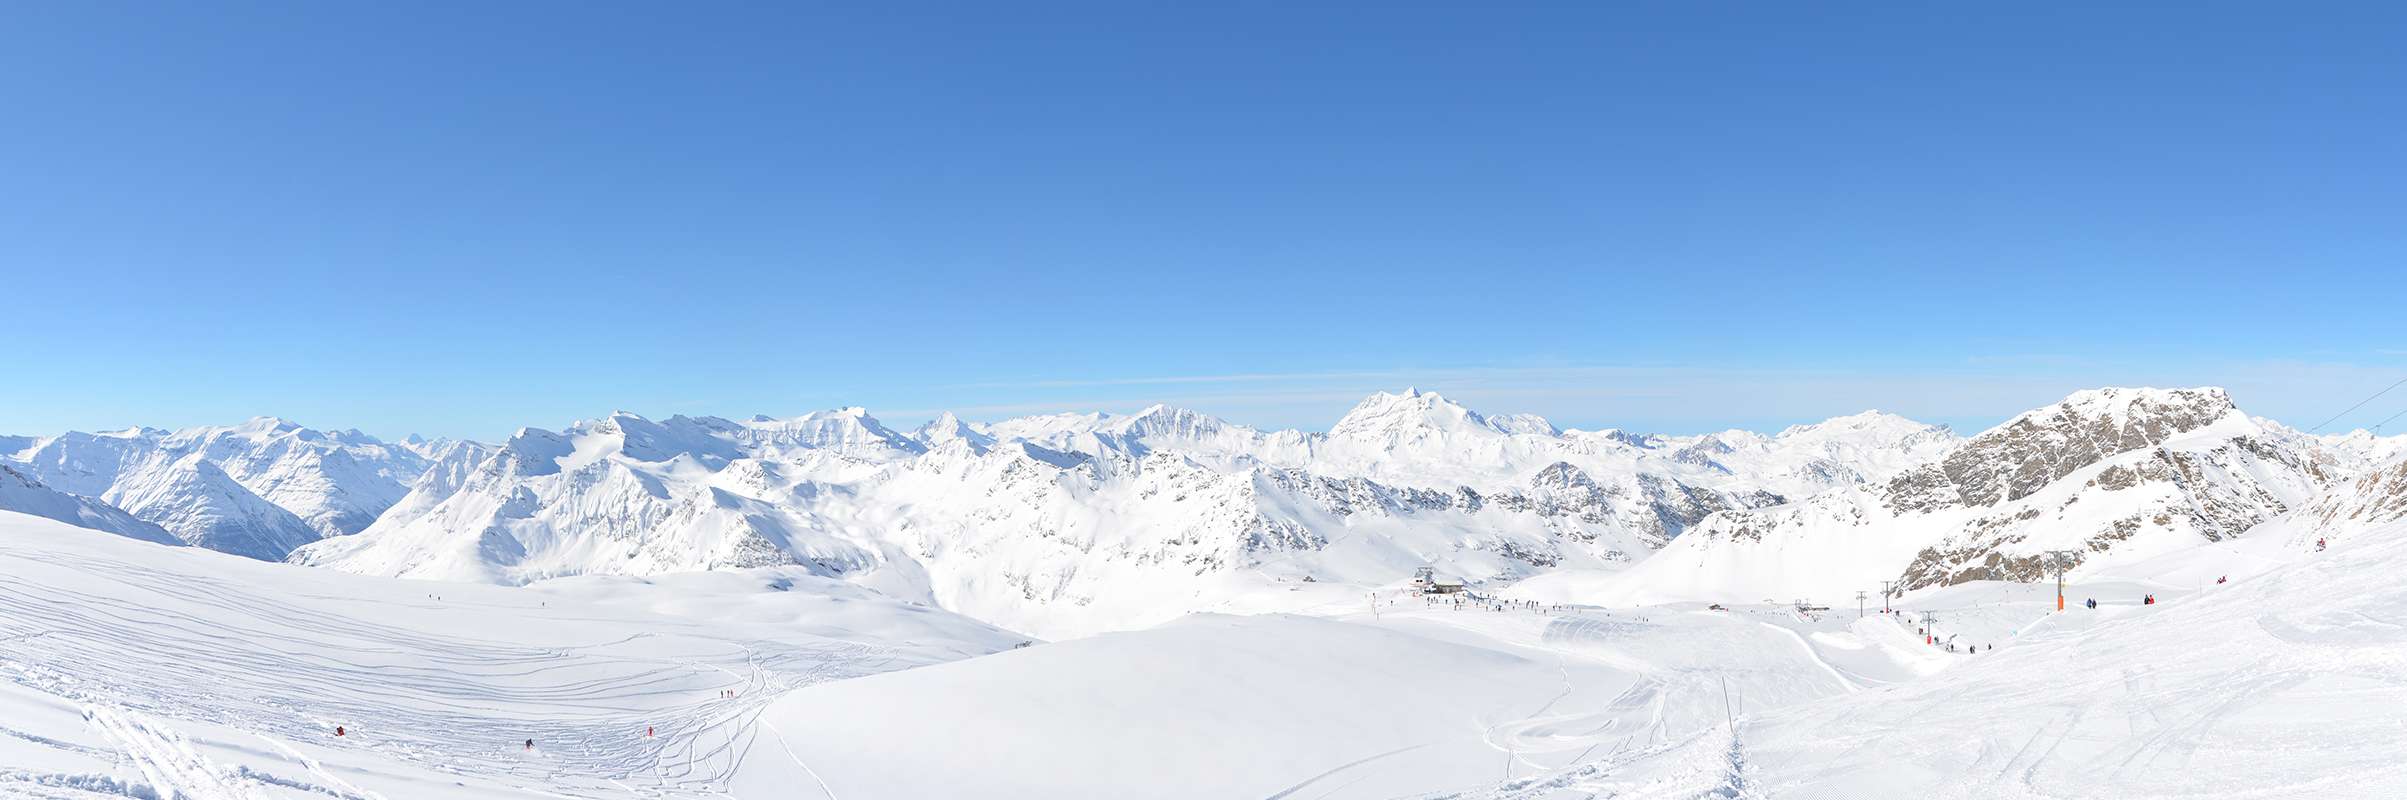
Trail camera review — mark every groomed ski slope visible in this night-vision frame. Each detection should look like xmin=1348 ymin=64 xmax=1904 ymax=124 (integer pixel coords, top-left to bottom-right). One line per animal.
xmin=1429 ymin=522 xmax=2407 ymax=799
xmin=725 ymin=588 xmax=1966 ymax=799
xmin=0 ymin=511 xmax=1021 ymax=799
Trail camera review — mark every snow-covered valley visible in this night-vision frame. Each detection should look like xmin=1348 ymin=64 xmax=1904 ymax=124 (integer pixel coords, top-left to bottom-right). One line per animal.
xmin=3 ymin=387 xmax=2404 ymax=798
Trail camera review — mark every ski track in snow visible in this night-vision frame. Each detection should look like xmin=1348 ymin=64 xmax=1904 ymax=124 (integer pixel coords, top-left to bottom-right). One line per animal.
xmin=82 ymin=703 xmax=240 ymax=800
xmin=0 ymin=543 xmax=906 ymax=799
xmin=1754 ymin=621 xmax=1860 ymax=694
xmin=757 ymin=720 xmax=836 ymax=800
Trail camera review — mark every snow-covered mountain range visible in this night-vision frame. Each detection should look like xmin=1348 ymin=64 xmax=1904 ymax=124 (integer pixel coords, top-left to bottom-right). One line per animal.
xmin=272 ymin=391 xmax=1955 ymax=636
xmin=1573 ymin=387 xmax=2389 ymax=605
xmin=7 ymin=387 xmax=2401 ymax=638
xmin=1 ymin=419 xmax=476 ymax=559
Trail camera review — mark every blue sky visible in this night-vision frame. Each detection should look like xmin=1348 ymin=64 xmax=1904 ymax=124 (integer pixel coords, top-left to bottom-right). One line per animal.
xmin=4 ymin=2 xmax=2404 ymax=441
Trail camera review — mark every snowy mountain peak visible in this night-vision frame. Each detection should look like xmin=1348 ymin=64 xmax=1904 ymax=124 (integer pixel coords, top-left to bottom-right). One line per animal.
xmin=1486 ymin=412 xmax=1561 ymax=437
xmin=1983 ymin=386 xmax=2236 ymax=441
xmin=231 ymin=415 xmax=305 ymax=437
xmin=1898 ymin=386 xmax=2245 ymax=512
xmin=501 ymin=427 xmax=575 ymax=476
xmin=914 ymin=412 xmax=996 ymax=453
xmin=1776 ymin=410 xmax=1935 ymax=440
xmin=1110 ymin=405 xmax=1228 ymax=438
xmin=100 ymin=426 xmax=169 ymax=439
xmin=739 ymin=407 xmax=924 ymax=458
xmin=1329 ymin=389 xmax=1496 ymax=439
xmin=1582 ymin=428 xmax=1662 ymax=449
xmin=566 ymin=412 xmax=746 ymax=467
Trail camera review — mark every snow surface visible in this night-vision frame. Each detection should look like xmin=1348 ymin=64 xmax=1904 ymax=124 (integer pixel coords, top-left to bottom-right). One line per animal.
xmin=0 ymin=510 xmax=1018 ymax=798
xmin=1436 ymin=521 xmax=2407 ymax=799
xmin=722 ymin=593 xmax=1950 ymax=799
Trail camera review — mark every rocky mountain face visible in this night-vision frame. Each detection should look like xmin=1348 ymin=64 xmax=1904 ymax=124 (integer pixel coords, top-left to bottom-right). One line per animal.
xmin=1885 ymin=388 xmax=2335 ymax=585
xmin=283 ymin=391 xmax=1956 ymax=636
xmin=2281 ymin=452 xmax=2407 ymax=540
xmin=1 ymin=419 xmax=448 ymax=559
xmin=1606 ymin=388 xmax=2354 ymax=605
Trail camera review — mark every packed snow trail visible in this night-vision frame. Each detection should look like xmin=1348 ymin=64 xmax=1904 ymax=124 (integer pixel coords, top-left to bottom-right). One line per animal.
xmin=1430 ymin=522 xmax=2407 ymax=799
xmin=0 ymin=512 xmax=1019 ymax=799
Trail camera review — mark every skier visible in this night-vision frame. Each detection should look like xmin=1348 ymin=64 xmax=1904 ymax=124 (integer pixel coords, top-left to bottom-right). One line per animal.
xmin=524 ymin=739 xmax=535 ymax=751
xmin=2085 ymin=598 xmax=2096 ymax=609
xmin=2217 ymin=575 xmax=2227 ymax=585
xmin=335 ymin=726 xmax=345 ymax=737
xmin=2317 ymin=537 xmax=2328 ymax=552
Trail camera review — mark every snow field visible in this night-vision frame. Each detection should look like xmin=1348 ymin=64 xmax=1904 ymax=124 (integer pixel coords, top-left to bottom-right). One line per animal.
xmin=1446 ymin=521 xmax=2407 ymax=799
xmin=0 ymin=512 xmax=1017 ymax=798
xmin=719 ymin=585 xmax=1962 ymax=799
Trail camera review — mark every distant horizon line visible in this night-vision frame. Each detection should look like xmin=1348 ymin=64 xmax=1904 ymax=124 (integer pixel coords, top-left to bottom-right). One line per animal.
xmin=18 ymin=383 xmax=2391 ymax=451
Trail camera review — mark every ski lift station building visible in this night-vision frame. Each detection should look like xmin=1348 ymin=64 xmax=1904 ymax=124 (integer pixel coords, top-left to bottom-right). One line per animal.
xmin=1411 ymin=566 xmax=1467 ymax=595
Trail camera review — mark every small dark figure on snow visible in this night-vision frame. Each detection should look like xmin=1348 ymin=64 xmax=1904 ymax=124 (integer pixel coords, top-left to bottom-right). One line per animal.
xmin=525 ymin=739 xmax=534 ymax=751
xmin=2085 ymin=598 xmax=2096 ymax=609
xmin=335 ymin=726 xmax=345 ymax=737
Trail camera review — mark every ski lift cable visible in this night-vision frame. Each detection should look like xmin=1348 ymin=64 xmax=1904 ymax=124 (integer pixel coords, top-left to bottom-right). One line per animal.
xmin=2306 ymin=376 xmax=2407 ymax=433
xmin=2369 ymin=405 xmax=2407 ymax=433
